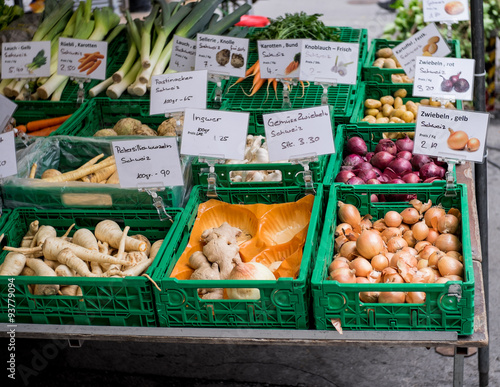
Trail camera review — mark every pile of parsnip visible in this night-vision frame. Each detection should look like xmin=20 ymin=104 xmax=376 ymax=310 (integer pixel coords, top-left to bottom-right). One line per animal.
xmin=0 ymin=219 xmax=163 ymax=296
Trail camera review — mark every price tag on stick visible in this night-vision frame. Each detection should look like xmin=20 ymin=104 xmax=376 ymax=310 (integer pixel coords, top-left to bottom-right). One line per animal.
xmin=181 ymin=108 xmax=249 ymax=160
xmin=0 ymin=95 xmax=17 ymax=132
xmin=263 ymin=106 xmax=335 ymax=162
xmin=58 ymin=38 xmax=108 ymax=80
xmin=413 ymin=56 xmax=475 ymax=101
xmin=0 ymin=131 xmax=18 ymax=179
xmin=258 ymin=39 xmax=304 ymax=79
xmin=423 ymin=0 xmax=469 ymax=23
xmin=170 ymin=35 xmax=196 ymax=72
xmin=2 ymin=41 xmax=51 ymax=78
xmin=112 ymin=137 xmax=184 ymax=188
xmin=414 ymin=105 xmax=489 ymax=163
xmin=150 ymin=70 xmax=208 ymax=115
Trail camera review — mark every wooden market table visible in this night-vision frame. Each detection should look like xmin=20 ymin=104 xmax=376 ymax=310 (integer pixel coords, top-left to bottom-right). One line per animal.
xmin=0 ymin=163 xmax=488 ymax=386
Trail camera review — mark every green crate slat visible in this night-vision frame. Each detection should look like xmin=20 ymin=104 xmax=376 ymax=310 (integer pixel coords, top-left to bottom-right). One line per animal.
xmin=152 ymin=184 xmax=324 ymax=329
xmin=323 ymin=123 xmax=456 ymax=186
xmin=0 ymin=207 xmax=183 ymax=326
xmin=0 ymin=209 xmax=11 ymax=231
xmin=351 ymin=82 xmax=464 ymax=126
xmin=362 ymin=39 xmax=461 ymax=84
xmin=311 ymin=183 xmax=474 ymax=334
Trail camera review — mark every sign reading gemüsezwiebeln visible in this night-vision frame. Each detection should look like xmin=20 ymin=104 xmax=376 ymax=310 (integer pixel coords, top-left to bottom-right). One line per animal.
xmin=57 ymin=37 xmax=108 ymax=80
xmin=414 ymin=105 xmax=489 ymax=163
xmin=257 ymin=39 xmax=304 ymax=79
xmin=0 ymin=131 xmax=18 ymax=179
xmin=423 ymin=0 xmax=469 ymax=23
xmin=263 ymin=106 xmax=335 ymax=162
xmin=1 ymin=41 xmax=51 ymax=78
xmin=180 ymin=108 xmax=249 ymax=161
xmin=170 ymin=35 xmax=196 ymax=72
xmin=112 ymin=137 xmax=184 ymax=188
xmin=150 ymin=70 xmax=207 ymax=115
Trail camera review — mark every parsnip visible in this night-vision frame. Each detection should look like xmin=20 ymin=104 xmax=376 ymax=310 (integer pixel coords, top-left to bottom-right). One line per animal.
xmin=56 ymin=248 xmax=97 ymax=277
xmin=0 ymin=253 xmax=26 ymax=276
xmin=150 ymin=239 xmax=164 ymax=260
xmin=25 ymin=258 xmax=59 ymax=295
xmin=95 ymin=220 xmax=146 ymax=252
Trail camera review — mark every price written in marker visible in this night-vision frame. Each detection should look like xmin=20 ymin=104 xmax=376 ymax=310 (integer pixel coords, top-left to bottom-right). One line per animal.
xmin=422 ymin=0 xmax=469 ymax=23
xmin=0 ymin=131 xmax=18 ymax=179
xmin=112 ymin=137 xmax=184 ymax=188
xmin=181 ymin=108 xmax=249 ymax=160
xmin=150 ymin=70 xmax=207 ymax=115
xmin=1 ymin=41 xmax=51 ymax=78
xmin=263 ymin=106 xmax=335 ymax=162
xmin=57 ymin=38 xmax=108 ymax=80
xmin=257 ymin=39 xmax=305 ymax=79
xmin=414 ymin=105 xmax=489 ymax=163
xmin=170 ymin=35 xmax=196 ymax=72
xmin=0 ymin=95 xmax=17 ymax=131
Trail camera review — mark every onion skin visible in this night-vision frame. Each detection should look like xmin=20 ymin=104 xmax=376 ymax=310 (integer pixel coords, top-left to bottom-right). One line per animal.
xmin=378 ymin=291 xmax=405 ymax=303
xmin=356 ymin=230 xmax=385 ymax=259
xmin=381 ymin=227 xmax=402 ymax=243
xmin=339 ymin=241 xmax=359 ymax=261
xmin=415 ymin=241 xmax=432 ymax=253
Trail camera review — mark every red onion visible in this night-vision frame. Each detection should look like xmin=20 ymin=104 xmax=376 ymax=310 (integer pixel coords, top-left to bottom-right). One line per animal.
xmin=375 ymin=139 xmax=397 ymax=155
xmin=353 ymin=162 xmax=373 ymax=174
xmin=371 ymin=194 xmax=379 ymax=202
xmin=396 ymin=135 xmax=414 ymax=153
xmin=411 ymin=154 xmax=432 ymax=170
xmin=357 ymin=169 xmax=378 ymax=182
xmin=341 ymin=165 xmax=354 ymax=171
xmin=371 ymin=151 xmax=395 ymax=170
xmin=367 ymin=178 xmax=382 ymax=184
xmin=343 ymin=154 xmax=364 ymax=167
xmin=382 ymin=167 xmax=399 ymax=180
xmin=387 ymin=158 xmax=412 ymax=176
xmin=389 ymin=179 xmax=406 ymax=184
xmin=346 ymin=136 xmax=367 ymax=156
xmin=371 ymin=167 xmax=382 ymax=177
xmin=365 ymin=152 xmax=374 ymax=162
xmin=397 ymin=151 xmax=412 ymax=161
xmin=335 ymin=170 xmax=356 ymax=183
xmin=386 ymin=194 xmax=417 ymax=202
xmin=378 ymin=174 xmax=391 ymax=183
xmin=347 ymin=176 xmax=365 ymax=185
xmin=434 ymin=159 xmax=447 ymax=167
xmin=423 ymin=177 xmax=441 ymax=183
xmin=420 ymin=162 xmax=446 ymax=179
xmin=402 ymin=173 xmax=421 ymax=184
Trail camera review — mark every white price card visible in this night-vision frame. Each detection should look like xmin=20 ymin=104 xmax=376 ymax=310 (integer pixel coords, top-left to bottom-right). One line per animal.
xmin=257 ymin=39 xmax=304 ymax=79
xmin=112 ymin=137 xmax=184 ymax=189
xmin=181 ymin=108 xmax=249 ymax=160
xmin=423 ymin=0 xmax=469 ymax=23
xmin=150 ymin=70 xmax=208 ymax=115
xmin=299 ymin=41 xmax=359 ymax=85
xmin=195 ymin=34 xmax=249 ymax=78
xmin=392 ymin=23 xmax=450 ymax=79
xmin=0 ymin=94 xmax=17 ymax=132
xmin=413 ymin=56 xmax=475 ymax=101
xmin=414 ymin=105 xmax=489 ymax=163
xmin=1 ymin=41 xmax=51 ymax=78
xmin=170 ymin=35 xmax=196 ymax=72
xmin=0 ymin=131 xmax=18 ymax=179
xmin=263 ymin=106 xmax=335 ymax=162
xmin=58 ymin=38 xmax=108 ymax=80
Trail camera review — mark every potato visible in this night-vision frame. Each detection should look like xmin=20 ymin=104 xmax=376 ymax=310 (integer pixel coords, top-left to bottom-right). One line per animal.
xmin=428 ymin=36 xmax=440 ymax=44
xmin=376 ymin=47 xmax=393 ymax=58
xmin=391 ymin=74 xmax=404 ymax=83
xmin=420 ymin=98 xmax=430 ymax=105
xmin=365 ymin=108 xmax=379 ymax=116
xmin=389 ymin=117 xmax=405 ymax=123
xmin=376 ymin=117 xmax=390 ymax=124
xmin=393 ymin=89 xmax=407 ymax=98
xmin=372 ymin=58 xmax=385 ymax=68
xmin=364 ymin=99 xmax=382 ymax=109
xmin=401 ymin=111 xmax=414 ymax=123
xmin=362 ymin=115 xmax=376 ymax=123
xmin=392 ymin=107 xmax=406 ymax=119
xmin=383 ymin=58 xmax=397 ymax=69
xmin=382 ymin=104 xmax=394 ymax=117
xmin=401 ymin=75 xmax=413 ymax=83
xmin=376 ymin=112 xmax=384 ymax=119
xmin=394 ymin=96 xmax=404 ymax=109
xmin=390 ymin=55 xmax=401 ymax=68
xmin=94 ymin=129 xmax=118 ymax=137
xmin=428 ymin=43 xmax=437 ymax=54
xmin=406 ymin=101 xmax=418 ymax=116
xmin=380 ymin=95 xmax=394 ymax=105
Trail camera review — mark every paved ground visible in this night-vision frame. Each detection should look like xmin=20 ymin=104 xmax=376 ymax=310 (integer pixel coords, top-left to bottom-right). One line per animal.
xmin=3 ymin=1 xmax=499 ymax=386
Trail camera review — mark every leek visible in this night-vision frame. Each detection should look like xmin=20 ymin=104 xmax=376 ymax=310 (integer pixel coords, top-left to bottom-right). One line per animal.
xmin=105 ymin=24 xmax=126 ymax=44
xmin=61 ymin=8 xmax=78 ymax=37
xmin=0 ymin=79 xmax=12 ymax=95
xmin=89 ymin=76 xmax=114 ymax=97
xmin=88 ymin=8 xmax=120 ymax=41
xmin=106 ymin=60 xmax=142 ymax=99
xmin=113 ymin=42 xmax=138 ymax=83
xmin=11 ymin=79 xmax=29 ymax=98
xmin=40 ymin=9 xmax=72 ymax=42
xmin=3 ymin=79 xmax=17 ymax=97
xmin=125 ymin=11 xmax=142 ymax=51
xmin=140 ymin=4 xmax=160 ymax=68
xmin=73 ymin=0 xmax=94 ymax=40
xmin=37 ymin=74 xmax=69 ymax=100
xmin=32 ymin=0 xmax=73 ymax=41
xmin=51 ymin=77 xmax=69 ymax=101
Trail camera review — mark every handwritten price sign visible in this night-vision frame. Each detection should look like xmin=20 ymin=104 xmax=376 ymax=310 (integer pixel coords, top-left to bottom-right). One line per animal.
xmin=58 ymin=38 xmax=108 ymax=80
xmin=0 ymin=131 xmax=18 ymax=179
xmin=2 ymin=41 xmax=51 ymax=78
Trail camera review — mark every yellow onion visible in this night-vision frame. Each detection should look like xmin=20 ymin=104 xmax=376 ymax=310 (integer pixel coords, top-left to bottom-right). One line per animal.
xmin=378 ymin=292 xmax=405 ymax=303
xmin=339 ymin=241 xmax=359 ymax=261
xmin=390 ymin=250 xmax=416 ymax=268
xmin=424 ymin=206 xmax=446 ymax=227
xmin=412 ymin=267 xmax=436 ymax=283
xmin=382 ymin=267 xmax=404 ymax=283
xmin=345 ymin=231 xmax=360 ymax=241
xmin=398 ymin=223 xmax=410 ymax=234
xmin=438 ymin=256 xmax=464 ymax=277
xmin=435 ymin=234 xmax=462 ymax=252
xmin=437 ymin=214 xmax=460 ymax=234
xmin=419 ymin=245 xmax=440 ymax=261
xmin=359 ymin=291 xmax=380 ymax=303
xmin=387 ymin=236 xmax=408 ymax=253
xmin=335 ymin=223 xmax=353 ymax=236
xmin=367 ymin=270 xmax=382 ymax=283
xmin=372 ymin=219 xmax=388 ymax=232
xmin=356 ymin=277 xmax=370 ymax=284
xmin=445 ymin=275 xmax=463 ymax=281
xmin=350 ymin=257 xmax=373 ymax=277
xmin=381 ymin=227 xmax=402 ymax=243
xmin=435 ymin=277 xmax=451 ymax=284
xmin=328 ymin=257 xmax=350 ymax=273
xmin=384 ymin=211 xmax=403 ymax=227
xmin=427 ymin=250 xmax=446 ymax=268
xmin=415 ymin=240 xmax=432 ymax=253
xmin=356 ymin=230 xmax=385 ymax=259
xmin=330 ymin=267 xmax=356 ymax=283
xmin=417 ymin=259 xmax=429 ymax=270
xmin=400 ymin=207 xmax=420 ymax=224
xmin=406 ymin=292 xmax=426 ymax=304
xmin=360 ymin=214 xmax=373 ymax=231
xmin=338 ymin=201 xmax=361 ymax=228
xmin=334 ymin=234 xmax=349 ymax=252
xmin=446 ymin=251 xmax=463 ymax=262
xmin=371 ymin=254 xmax=389 ymax=271
xmin=396 ymin=252 xmax=418 ymax=282
xmin=412 ymin=220 xmax=429 ymax=241
xmin=402 ymin=247 xmax=418 ymax=256
xmin=425 ymin=229 xmax=439 ymax=244
xmin=402 ymin=230 xmax=417 ymax=247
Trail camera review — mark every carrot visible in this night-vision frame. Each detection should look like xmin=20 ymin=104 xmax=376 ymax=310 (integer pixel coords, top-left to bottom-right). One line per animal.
xmin=272 ymin=79 xmax=278 ymax=100
xmin=246 ymin=60 xmax=259 ymax=76
xmin=86 ymin=59 xmax=102 ymax=75
xmin=26 ymin=114 xmax=71 ymax=132
xmin=264 ymin=78 xmax=273 ymax=103
xmin=29 ymin=124 xmax=61 ymax=136
xmin=242 ymin=78 xmax=266 ymax=97
xmin=251 ymin=69 xmax=262 ymax=89
xmin=16 ymin=125 xmax=27 ymax=133
xmin=285 ymin=61 xmax=299 ymax=75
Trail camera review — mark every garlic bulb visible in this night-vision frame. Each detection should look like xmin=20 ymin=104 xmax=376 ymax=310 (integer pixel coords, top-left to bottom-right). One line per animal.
xmin=265 ymin=170 xmax=282 ymax=182
xmin=253 ymin=148 xmax=269 ymax=163
xmin=226 ymin=261 xmax=275 ymax=300
xmin=244 ymin=171 xmax=266 ymax=182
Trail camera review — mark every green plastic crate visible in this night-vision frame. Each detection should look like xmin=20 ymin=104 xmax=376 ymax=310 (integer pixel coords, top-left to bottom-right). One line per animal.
xmin=351 ymin=82 xmax=463 ymax=126
xmin=323 ymin=123 xmax=456 ymax=186
xmin=152 ymin=184 xmax=324 ymax=328
xmin=0 ymin=207 xmax=183 ymax=326
xmin=311 ymin=183 xmax=474 ymax=334
xmin=0 ymin=209 xmax=11 ymax=230
xmin=362 ymin=39 xmax=461 ymax=84
xmin=1 ymin=136 xmax=184 ymax=209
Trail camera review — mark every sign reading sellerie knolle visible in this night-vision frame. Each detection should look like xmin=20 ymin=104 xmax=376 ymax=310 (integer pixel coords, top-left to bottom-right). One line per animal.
xmin=423 ymin=0 xmax=469 ymax=23
xmin=112 ymin=137 xmax=184 ymax=188
xmin=0 ymin=131 xmax=18 ymax=179
xmin=257 ymin=39 xmax=304 ymax=79
xmin=1 ymin=41 xmax=51 ymax=78
xmin=414 ymin=105 xmax=489 ymax=163
xmin=150 ymin=70 xmax=207 ymax=115
xmin=263 ymin=106 xmax=335 ymax=162
xmin=171 ymin=35 xmax=196 ymax=72
xmin=181 ymin=108 xmax=249 ymax=160
xmin=58 ymin=38 xmax=108 ymax=80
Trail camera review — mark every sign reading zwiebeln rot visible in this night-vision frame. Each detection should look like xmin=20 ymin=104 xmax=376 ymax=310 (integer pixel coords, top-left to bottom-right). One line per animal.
xmin=112 ymin=137 xmax=184 ymax=188
xmin=299 ymin=41 xmax=359 ymax=85
xmin=263 ymin=106 xmax=335 ymax=162
xmin=413 ymin=56 xmax=475 ymax=101
xmin=392 ymin=23 xmax=450 ymax=79
xmin=1 ymin=41 xmax=51 ymax=78
xmin=170 ymin=35 xmax=197 ymax=72
xmin=195 ymin=34 xmax=249 ymax=78
xmin=0 ymin=131 xmax=18 ymax=179
xmin=180 ymin=108 xmax=249 ymax=160
xmin=414 ymin=105 xmax=489 ymax=163
xmin=57 ymin=38 xmax=108 ymax=80
xmin=0 ymin=94 xmax=17 ymax=132
xmin=257 ymin=39 xmax=304 ymax=79
xmin=150 ymin=70 xmax=207 ymax=115
xmin=423 ymin=0 xmax=469 ymax=23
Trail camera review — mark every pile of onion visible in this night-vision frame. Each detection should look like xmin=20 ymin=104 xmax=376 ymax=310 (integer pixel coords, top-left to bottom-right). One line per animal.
xmin=335 ymin=136 xmax=447 ymax=201
xmin=329 ymin=200 xmax=464 ymax=304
